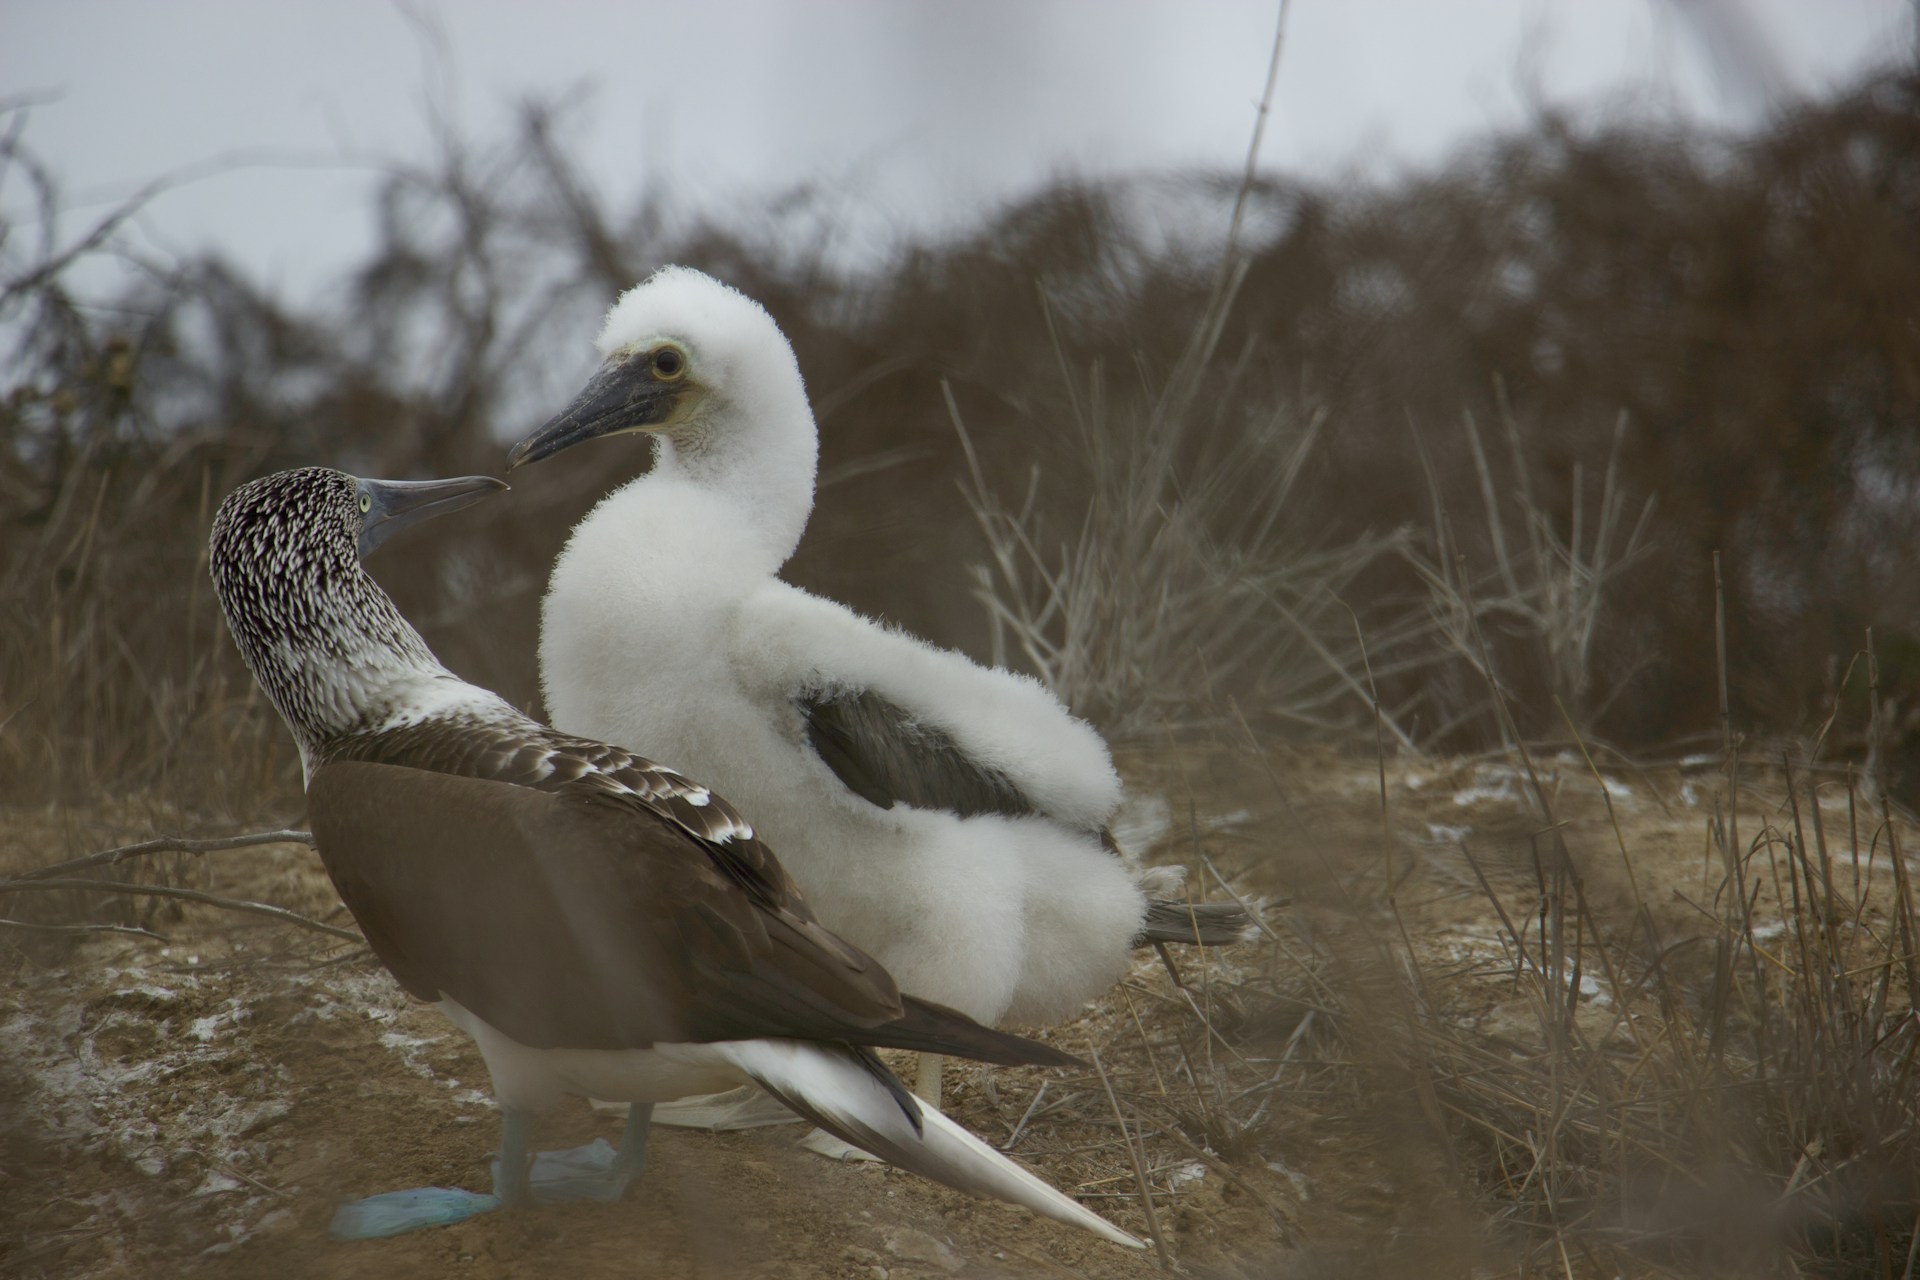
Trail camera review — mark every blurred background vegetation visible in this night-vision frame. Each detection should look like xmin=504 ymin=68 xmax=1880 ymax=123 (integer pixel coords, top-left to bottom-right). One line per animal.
xmin=5 ymin=64 xmax=1917 ymax=810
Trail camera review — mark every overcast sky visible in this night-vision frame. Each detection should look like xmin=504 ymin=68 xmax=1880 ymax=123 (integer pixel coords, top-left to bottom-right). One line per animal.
xmin=6 ymin=0 xmax=1912 ymax=302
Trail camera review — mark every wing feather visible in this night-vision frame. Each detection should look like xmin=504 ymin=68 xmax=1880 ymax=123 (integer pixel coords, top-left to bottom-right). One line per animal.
xmin=799 ymin=687 xmax=1041 ymax=824
xmin=741 ymin=582 xmax=1124 ymax=832
xmin=307 ymin=738 xmax=1079 ymax=1068
xmin=308 ymin=758 xmax=906 ymax=1050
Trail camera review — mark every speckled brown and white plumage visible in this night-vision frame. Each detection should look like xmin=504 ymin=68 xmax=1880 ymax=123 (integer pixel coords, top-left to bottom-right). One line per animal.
xmin=206 ymin=466 xmax=1141 ymax=1248
xmin=211 ymin=468 xmax=465 ymax=770
xmin=209 ymin=470 xmax=735 ymax=831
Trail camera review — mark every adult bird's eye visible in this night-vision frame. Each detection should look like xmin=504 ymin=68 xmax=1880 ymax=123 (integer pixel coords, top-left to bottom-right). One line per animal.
xmin=651 ymin=347 xmax=686 ymax=380
xmin=359 ymin=493 xmax=372 ymax=513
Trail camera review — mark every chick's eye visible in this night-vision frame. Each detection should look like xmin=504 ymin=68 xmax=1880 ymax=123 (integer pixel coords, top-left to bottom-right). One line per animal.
xmin=358 ymin=493 xmax=372 ymax=513
xmin=651 ymin=347 xmax=685 ymax=380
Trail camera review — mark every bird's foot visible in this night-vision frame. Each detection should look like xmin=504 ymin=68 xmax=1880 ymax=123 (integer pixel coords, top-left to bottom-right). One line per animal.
xmin=494 ymin=1138 xmax=636 ymax=1204
xmin=329 ymin=1187 xmax=501 ymax=1239
xmin=796 ymin=1127 xmax=883 ymax=1163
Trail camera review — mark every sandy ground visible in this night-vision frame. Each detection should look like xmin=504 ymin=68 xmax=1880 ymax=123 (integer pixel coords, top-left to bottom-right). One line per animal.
xmin=1 ymin=744 xmax=1893 ymax=1278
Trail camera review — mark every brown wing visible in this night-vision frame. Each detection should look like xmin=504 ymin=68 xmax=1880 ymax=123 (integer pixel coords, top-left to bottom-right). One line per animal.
xmin=308 ymin=758 xmax=910 ymax=1051
xmin=306 ymin=756 xmax=1081 ymax=1070
xmin=324 ymin=718 xmax=784 ymax=906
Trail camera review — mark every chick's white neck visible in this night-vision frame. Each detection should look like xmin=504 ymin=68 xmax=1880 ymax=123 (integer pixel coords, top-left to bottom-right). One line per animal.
xmin=646 ymin=381 xmax=819 ymax=573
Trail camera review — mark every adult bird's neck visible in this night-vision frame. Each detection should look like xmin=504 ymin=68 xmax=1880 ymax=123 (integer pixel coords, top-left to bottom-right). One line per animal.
xmin=649 ymin=397 xmax=819 ymax=573
xmin=222 ymin=557 xmax=471 ymax=777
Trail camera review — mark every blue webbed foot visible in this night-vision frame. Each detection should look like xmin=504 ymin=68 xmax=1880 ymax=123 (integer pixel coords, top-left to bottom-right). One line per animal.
xmin=494 ymin=1103 xmax=653 ymax=1205
xmin=329 ymin=1186 xmax=501 ymax=1239
xmin=331 ymin=1104 xmax=650 ymax=1232
xmin=495 ymin=1138 xmax=634 ymax=1204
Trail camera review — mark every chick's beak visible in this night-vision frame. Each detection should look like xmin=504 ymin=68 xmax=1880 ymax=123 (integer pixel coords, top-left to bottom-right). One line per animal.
xmin=507 ymin=360 xmax=687 ymax=471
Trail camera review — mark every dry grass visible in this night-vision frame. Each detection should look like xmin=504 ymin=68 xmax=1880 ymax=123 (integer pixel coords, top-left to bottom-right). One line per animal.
xmin=940 ymin=717 xmax=1919 ymax=1278
xmin=1408 ymin=748 xmax=1920 ymax=1274
xmin=1408 ymin=401 xmax=1658 ymax=748
xmin=944 ymin=5 xmax=1430 ymax=742
xmin=940 ymin=242 xmax=1916 ymax=1270
xmin=949 ymin=286 xmax=1424 ymax=741
xmin=0 ymin=424 xmax=290 ymax=805
xmin=9 ymin=738 xmax=1918 ymax=1278
xmin=1069 ymin=744 xmax=1918 ymax=1276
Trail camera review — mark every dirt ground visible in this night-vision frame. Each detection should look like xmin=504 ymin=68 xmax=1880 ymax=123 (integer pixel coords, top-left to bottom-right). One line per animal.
xmin=0 ymin=743 xmax=1890 ymax=1278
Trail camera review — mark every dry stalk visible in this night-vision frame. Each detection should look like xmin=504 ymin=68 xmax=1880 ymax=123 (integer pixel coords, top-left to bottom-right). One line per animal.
xmin=6 ymin=828 xmax=313 ymax=882
xmin=1089 ymin=1043 xmax=1173 ymax=1269
xmin=0 ymin=877 xmax=358 ymax=941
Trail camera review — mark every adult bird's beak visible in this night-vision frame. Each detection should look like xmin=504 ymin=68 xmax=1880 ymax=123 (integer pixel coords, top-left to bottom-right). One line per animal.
xmin=357 ymin=475 xmax=509 ymax=558
xmin=506 ymin=360 xmax=690 ymax=471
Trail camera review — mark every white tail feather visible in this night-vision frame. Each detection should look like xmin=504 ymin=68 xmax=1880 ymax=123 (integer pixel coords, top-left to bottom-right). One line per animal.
xmin=721 ymin=1040 xmax=1144 ymax=1250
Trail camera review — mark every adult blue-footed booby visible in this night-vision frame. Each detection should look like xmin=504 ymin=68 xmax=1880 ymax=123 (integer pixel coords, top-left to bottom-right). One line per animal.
xmin=207 ymin=466 xmax=1142 ymax=1249
xmin=508 ymin=268 xmax=1253 ymax=1114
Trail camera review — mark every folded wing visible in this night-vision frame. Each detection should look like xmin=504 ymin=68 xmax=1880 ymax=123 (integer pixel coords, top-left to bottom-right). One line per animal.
xmin=307 ymin=748 xmax=1078 ymax=1069
xmin=742 ymin=582 xmax=1123 ymax=834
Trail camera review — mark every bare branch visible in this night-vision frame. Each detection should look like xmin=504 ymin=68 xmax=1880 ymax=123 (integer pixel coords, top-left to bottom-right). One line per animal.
xmin=0 ymin=877 xmax=357 ymax=942
xmin=0 ymin=916 xmax=164 ymax=941
xmin=5 ymin=829 xmax=313 ymax=884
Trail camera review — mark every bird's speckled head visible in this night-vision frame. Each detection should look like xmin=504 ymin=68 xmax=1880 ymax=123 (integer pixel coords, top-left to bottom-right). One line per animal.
xmin=209 ymin=467 xmax=505 ymax=771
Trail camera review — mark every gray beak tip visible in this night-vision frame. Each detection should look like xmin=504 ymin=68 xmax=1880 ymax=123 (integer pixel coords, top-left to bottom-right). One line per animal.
xmin=357 ymin=473 xmax=511 ymax=558
xmin=506 ymin=408 xmax=576 ymax=472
